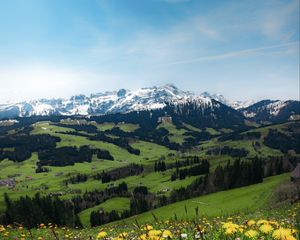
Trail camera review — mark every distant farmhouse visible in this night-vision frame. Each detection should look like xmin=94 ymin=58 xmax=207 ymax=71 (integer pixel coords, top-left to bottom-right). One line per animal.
xmin=158 ymin=116 xmax=172 ymax=124
xmin=0 ymin=178 xmax=16 ymax=189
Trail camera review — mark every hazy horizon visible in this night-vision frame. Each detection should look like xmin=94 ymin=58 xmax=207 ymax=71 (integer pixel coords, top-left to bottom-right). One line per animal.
xmin=0 ymin=0 xmax=299 ymax=103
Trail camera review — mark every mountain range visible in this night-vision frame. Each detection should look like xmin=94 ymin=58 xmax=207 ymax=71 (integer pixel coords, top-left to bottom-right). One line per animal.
xmin=0 ymin=84 xmax=299 ymax=123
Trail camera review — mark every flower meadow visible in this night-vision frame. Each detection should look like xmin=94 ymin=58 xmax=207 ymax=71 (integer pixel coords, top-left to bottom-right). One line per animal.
xmin=0 ymin=203 xmax=299 ymax=240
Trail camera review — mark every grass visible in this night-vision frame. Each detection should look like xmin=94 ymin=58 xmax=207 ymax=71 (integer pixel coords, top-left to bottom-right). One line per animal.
xmin=182 ymin=123 xmax=202 ymax=132
xmin=130 ymin=140 xmax=175 ymax=164
xmin=2 ymin=202 xmax=299 ymax=239
xmin=0 ymin=122 xmax=178 ymax=211
xmin=79 ymin=197 xmax=130 ymax=227
xmin=0 ymin=120 xmax=297 ymax=230
xmin=93 ymin=122 xmax=139 ymax=132
xmin=206 ymin=128 xmax=220 ymax=135
xmin=157 ymin=122 xmax=188 ymax=144
xmin=115 ymin=173 xmax=289 ymax=224
xmin=0 ymin=154 xmax=127 ymax=210
xmin=103 ymin=171 xmax=199 ymax=194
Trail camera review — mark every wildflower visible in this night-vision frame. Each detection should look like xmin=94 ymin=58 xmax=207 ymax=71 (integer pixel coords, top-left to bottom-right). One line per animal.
xmin=269 ymin=220 xmax=279 ymax=227
xmin=162 ymin=230 xmax=172 ymax=238
xmin=222 ymin=222 xmax=239 ymax=229
xmin=195 ymin=233 xmax=201 ymax=239
xmin=272 ymin=228 xmax=293 ymax=240
xmin=144 ymin=224 xmax=153 ymax=231
xmin=245 ymin=229 xmax=258 ymax=238
xmin=291 ymin=228 xmax=297 ymax=234
xmin=246 ymin=220 xmax=256 ymax=226
xmin=40 ymin=223 xmax=46 ymax=228
xmin=286 ymin=236 xmax=296 ymax=240
xmin=256 ymin=219 xmax=269 ymax=225
xmin=0 ymin=225 xmax=5 ymax=232
xmin=139 ymin=233 xmax=147 ymax=240
xmin=148 ymin=229 xmax=162 ymax=236
xmin=180 ymin=233 xmax=187 ymax=238
xmin=259 ymin=224 xmax=273 ymax=234
xmin=225 ymin=227 xmax=238 ymax=235
xmin=118 ymin=232 xmax=128 ymax=239
xmin=97 ymin=231 xmax=107 ymax=239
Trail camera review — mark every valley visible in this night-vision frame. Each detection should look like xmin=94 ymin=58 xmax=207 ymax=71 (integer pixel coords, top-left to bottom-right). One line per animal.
xmin=0 ymin=88 xmax=299 ymax=240
xmin=0 ymin=103 xmax=299 ymax=228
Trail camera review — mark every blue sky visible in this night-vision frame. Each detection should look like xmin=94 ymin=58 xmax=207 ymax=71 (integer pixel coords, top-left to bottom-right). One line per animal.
xmin=0 ymin=0 xmax=299 ymax=102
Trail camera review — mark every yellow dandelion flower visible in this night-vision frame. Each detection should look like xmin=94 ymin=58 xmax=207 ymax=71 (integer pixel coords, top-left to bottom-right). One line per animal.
xmin=272 ymin=228 xmax=293 ymax=240
xmin=97 ymin=231 xmax=107 ymax=239
xmin=291 ymin=229 xmax=297 ymax=234
xmin=222 ymin=222 xmax=239 ymax=229
xmin=245 ymin=229 xmax=259 ymax=238
xmin=285 ymin=236 xmax=296 ymax=240
xmin=118 ymin=232 xmax=128 ymax=238
xmin=246 ymin=220 xmax=256 ymax=226
xmin=225 ymin=227 xmax=238 ymax=235
xmin=149 ymin=229 xmax=162 ymax=236
xmin=139 ymin=234 xmax=147 ymax=240
xmin=143 ymin=224 xmax=153 ymax=231
xmin=259 ymin=224 xmax=273 ymax=234
xmin=269 ymin=220 xmax=279 ymax=227
xmin=162 ymin=230 xmax=172 ymax=238
xmin=256 ymin=219 xmax=269 ymax=225
xmin=0 ymin=226 xmax=5 ymax=233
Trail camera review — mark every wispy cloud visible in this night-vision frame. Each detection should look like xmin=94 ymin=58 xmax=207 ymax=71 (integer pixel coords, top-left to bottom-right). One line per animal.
xmin=0 ymin=0 xmax=298 ymax=102
xmin=261 ymin=0 xmax=299 ymax=40
xmin=158 ymin=41 xmax=299 ymax=66
xmin=163 ymin=0 xmax=191 ymax=3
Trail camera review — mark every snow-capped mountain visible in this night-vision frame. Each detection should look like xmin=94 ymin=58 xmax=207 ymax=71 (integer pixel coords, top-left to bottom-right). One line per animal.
xmin=200 ymin=92 xmax=229 ymax=105
xmin=0 ymin=84 xmax=196 ymax=119
xmin=240 ymin=100 xmax=300 ymax=123
xmin=200 ymin=92 xmax=256 ymax=110
xmin=0 ymin=84 xmax=298 ymax=123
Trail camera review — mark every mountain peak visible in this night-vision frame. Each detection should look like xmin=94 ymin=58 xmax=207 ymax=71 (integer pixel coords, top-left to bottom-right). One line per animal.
xmin=117 ymin=89 xmax=127 ymax=97
xmin=0 ymin=84 xmax=298 ymax=121
xmin=163 ymin=83 xmax=178 ymax=90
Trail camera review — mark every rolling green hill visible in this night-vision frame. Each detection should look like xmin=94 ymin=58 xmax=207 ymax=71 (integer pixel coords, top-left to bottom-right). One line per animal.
xmin=0 ymin=115 xmax=299 ymax=228
xmin=110 ymin=173 xmax=289 ymax=225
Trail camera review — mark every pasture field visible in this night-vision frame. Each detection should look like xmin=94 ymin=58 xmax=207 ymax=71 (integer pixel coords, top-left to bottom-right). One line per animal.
xmin=109 ymin=173 xmax=290 ymax=225
xmin=0 ymin=120 xmax=298 ymax=234
xmin=0 ymin=174 xmax=298 ymax=240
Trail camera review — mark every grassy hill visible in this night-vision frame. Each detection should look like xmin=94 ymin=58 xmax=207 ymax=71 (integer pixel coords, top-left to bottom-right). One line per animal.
xmin=79 ymin=197 xmax=130 ymax=227
xmin=0 ymin=174 xmax=298 ymax=240
xmin=0 ymin=117 xmax=299 ymax=229
xmin=108 ymin=173 xmax=289 ymax=225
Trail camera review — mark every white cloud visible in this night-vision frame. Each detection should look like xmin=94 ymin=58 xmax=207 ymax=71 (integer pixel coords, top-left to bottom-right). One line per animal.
xmin=261 ymin=0 xmax=299 ymax=40
xmin=195 ymin=22 xmax=222 ymax=40
xmin=158 ymin=41 xmax=299 ymax=66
